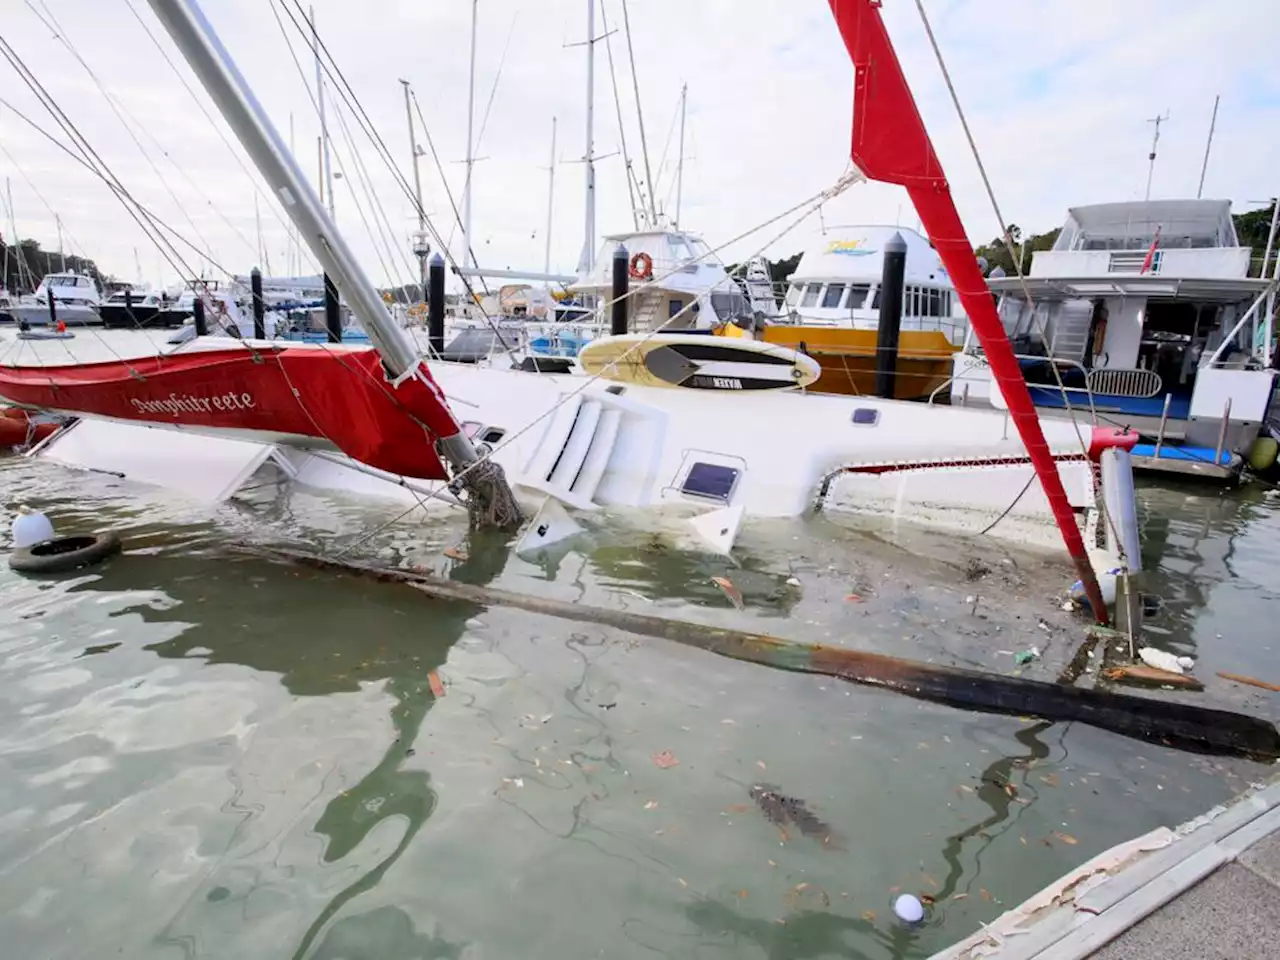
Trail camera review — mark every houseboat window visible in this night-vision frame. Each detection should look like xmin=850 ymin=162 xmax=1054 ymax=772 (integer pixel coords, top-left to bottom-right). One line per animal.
xmin=800 ymin=284 xmax=822 ymax=308
xmin=907 ymin=286 xmax=920 ymax=316
xmin=668 ymin=298 xmax=685 ymax=318
xmin=821 ymin=284 xmax=846 ymax=308
xmin=870 ymin=285 xmax=881 ymax=310
xmin=846 ymin=283 xmax=870 ymax=309
xmin=669 ymin=236 xmax=696 ymax=265
xmin=928 ymin=288 xmax=941 ymax=317
xmin=785 ymin=284 xmax=801 ymax=306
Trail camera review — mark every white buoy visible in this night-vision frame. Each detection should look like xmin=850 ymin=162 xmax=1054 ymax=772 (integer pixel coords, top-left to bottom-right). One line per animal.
xmin=11 ymin=505 xmax=54 ymax=548
xmin=893 ymin=893 xmax=925 ymax=924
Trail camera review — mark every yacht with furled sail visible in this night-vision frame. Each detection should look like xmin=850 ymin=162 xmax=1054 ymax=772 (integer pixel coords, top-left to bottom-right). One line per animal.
xmin=763 ymin=226 xmax=968 ymax=399
xmin=950 ymin=199 xmax=1278 ymax=477
xmin=0 ymin=0 xmax=1138 ymax=620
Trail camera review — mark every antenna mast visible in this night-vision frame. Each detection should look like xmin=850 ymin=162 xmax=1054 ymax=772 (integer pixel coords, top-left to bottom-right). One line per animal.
xmin=1196 ymin=95 xmax=1219 ymax=200
xmin=1144 ymin=111 xmax=1169 ymax=202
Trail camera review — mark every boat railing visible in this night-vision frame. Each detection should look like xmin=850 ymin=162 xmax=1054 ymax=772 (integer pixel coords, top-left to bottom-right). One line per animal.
xmin=1203 ymin=283 xmax=1276 ymax=368
xmin=929 ymin=353 xmax=1100 ymax=423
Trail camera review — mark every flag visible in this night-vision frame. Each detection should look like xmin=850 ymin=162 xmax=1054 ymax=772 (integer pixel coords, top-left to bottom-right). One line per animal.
xmin=1139 ymin=225 xmax=1162 ymax=275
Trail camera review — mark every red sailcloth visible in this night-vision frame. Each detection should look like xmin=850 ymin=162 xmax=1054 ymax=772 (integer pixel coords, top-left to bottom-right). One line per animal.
xmin=827 ymin=0 xmax=1109 ymax=621
xmin=0 ymin=346 xmax=454 ymax=480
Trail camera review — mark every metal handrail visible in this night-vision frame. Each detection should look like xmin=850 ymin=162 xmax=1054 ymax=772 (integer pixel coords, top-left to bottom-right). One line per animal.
xmin=931 ymin=351 xmax=1100 ymax=423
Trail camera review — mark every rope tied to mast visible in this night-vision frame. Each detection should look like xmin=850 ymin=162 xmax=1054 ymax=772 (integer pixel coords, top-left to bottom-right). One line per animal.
xmin=451 ymin=458 xmax=522 ymax=531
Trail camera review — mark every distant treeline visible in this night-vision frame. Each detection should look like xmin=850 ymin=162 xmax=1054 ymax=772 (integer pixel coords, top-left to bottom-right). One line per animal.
xmin=1 ymin=238 xmax=107 ymax=294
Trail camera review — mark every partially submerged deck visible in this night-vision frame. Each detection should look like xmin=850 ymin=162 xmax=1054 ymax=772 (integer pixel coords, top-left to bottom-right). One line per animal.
xmin=930 ymin=778 xmax=1280 ymax=958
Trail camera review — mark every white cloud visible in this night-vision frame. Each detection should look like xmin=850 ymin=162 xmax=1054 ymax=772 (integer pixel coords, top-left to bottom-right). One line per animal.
xmin=2 ymin=0 xmax=1277 ymax=290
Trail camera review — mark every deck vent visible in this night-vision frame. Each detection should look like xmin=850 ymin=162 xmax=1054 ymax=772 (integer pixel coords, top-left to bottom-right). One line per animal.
xmin=681 ymin=462 xmax=740 ymax=502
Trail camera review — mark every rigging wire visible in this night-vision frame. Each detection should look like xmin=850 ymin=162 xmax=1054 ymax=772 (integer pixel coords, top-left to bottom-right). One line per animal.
xmin=119 ymin=0 xmax=312 ymax=274
xmin=598 ymin=0 xmax=642 ymax=230
xmin=271 ymin=0 xmax=498 ymax=316
xmin=25 ymin=0 xmax=228 ymax=270
xmin=619 ymin=0 xmax=657 ymax=224
xmin=910 ymin=0 xmax=1126 ymax=568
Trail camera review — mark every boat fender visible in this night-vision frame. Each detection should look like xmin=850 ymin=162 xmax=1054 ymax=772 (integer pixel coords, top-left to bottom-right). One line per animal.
xmin=9 ymin=533 xmax=122 ymax=574
xmin=11 ymin=505 xmax=54 ymax=548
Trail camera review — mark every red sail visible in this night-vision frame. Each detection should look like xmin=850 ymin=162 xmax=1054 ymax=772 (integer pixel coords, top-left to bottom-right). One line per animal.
xmin=0 ymin=347 xmax=453 ymax=480
xmin=827 ymin=0 xmax=1108 ymax=620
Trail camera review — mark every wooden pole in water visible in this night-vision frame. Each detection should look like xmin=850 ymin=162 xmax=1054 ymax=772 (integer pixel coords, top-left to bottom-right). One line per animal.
xmin=244 ymin=545 xmax=1280 ymax=762
xmin=324 ymin=273 xmax=341 ymax=343
xmin=192 ymin=293 xmax=207 ymax=336
xmin=427 ymin=252 xmax=445 ymax=356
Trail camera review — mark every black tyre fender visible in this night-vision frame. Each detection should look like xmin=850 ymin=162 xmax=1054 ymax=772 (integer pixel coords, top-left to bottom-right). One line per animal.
xmin=9 ymin=533 xmax=123 ymax=574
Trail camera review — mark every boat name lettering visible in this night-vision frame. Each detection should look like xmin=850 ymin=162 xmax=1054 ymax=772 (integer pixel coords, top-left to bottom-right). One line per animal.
xmin=130 ymin=391 xmax=257 ymax=416
xmin=691 ymin=376 xmax=744 ymax=390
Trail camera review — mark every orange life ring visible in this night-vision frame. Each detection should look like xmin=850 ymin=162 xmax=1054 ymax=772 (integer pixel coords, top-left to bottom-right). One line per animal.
xmin=628 ymin=251 xmax=653 ymax=281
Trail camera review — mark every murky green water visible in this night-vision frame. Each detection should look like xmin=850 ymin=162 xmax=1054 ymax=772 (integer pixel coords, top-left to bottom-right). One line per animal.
xmin=1 ymin=455 xmax=1275 ymax=958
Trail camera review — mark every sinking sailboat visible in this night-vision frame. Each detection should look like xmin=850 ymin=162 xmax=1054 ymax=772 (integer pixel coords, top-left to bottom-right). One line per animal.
xmin=1 ymin=0 xmax=1132 ymax=617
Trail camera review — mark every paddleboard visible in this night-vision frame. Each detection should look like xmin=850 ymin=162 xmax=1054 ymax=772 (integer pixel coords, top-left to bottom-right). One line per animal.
xmin=577 ymin=333 xmax=821 ymax=392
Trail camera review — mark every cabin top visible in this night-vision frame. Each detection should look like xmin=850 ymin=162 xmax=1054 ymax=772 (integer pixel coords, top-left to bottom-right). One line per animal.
xmin=1053 ymin=200 xmax=1238 ymax=252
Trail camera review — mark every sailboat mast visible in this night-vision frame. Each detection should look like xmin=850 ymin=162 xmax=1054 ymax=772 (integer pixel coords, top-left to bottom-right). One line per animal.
xmin=675 ymin=82 xmax=687 ymax=228
xmin=142 ymin=0 xmax=421 ymax=380
xmin=544 ymin=116 xmax=557 ymax=282
xmin=620 ymin=0 xmax=656 ymax=225
xmin=401 ymin=79 xmax=428 ymax=294
xmin=1196 ymin=95 xmax=1219 ymax=200
xmin=461 ymin=0 xmax=478 ymax=270
xmin=2 ymin=177 xmax=12 ymax=291
xmin=309 ymin=6 xmax=334 ymax=220
xmin=56 ymin=214 xmax=65 ymax=272
xmin=581 ymin=0 xmax=597 ymax=274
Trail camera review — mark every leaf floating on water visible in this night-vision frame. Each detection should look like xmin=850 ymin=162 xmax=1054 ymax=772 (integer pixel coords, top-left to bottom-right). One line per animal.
xmin=862 ymin=910 xmax=877 ymax=923
xmin=651 ymin=750 xmax=680 ymax=769
xmin=1003 ymin=782 xmax=1018 ymax=798
xmin=920 ymin=894 xmax=936 ymax=906
xmin=1040 ymin=773 xmax=1061 ymax=787
xmin=952 ymin=893 xmax=968 ymax=901
xmin=677 ymin=877 xmax=688 ymax=888
xmin=980 ymin=888 xmax=993 ymax=902
xmin=711 ymin=576 xmax=745 ymax=610
xmin=427 ymin=671 xmax=446 ymax=698
xmin=443 ymin=546 xmax=468 ymax=561
xmin=1054 ymin=831 xmax=1079 ymax=845
xmin=723 ymin=804 xmax=751 ymax=814
xmin=644 ymin=800 xmax=659 ymax=810
xmin=845 ymin=593 xmax=865 ymax=603
xmin=737 ymin=889 xmax=748 ymax=900
xmin=757 ymin=761 xmax=768 ymax=771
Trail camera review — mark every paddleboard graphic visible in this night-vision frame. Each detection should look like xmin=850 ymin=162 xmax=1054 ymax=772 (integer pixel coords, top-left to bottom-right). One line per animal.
xmin=578 ymin=333 xmax=821 ymax=391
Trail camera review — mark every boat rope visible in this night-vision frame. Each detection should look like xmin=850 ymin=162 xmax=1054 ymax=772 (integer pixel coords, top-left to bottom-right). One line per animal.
xmin=118 ymin=0 xmax=311 ymax=273
xmin=908 ymin=0 xmax=1128 ymax=571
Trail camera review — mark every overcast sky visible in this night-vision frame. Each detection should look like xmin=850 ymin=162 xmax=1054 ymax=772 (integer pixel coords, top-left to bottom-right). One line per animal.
xmin=2 ymin=0 xmax=1277 ymax=291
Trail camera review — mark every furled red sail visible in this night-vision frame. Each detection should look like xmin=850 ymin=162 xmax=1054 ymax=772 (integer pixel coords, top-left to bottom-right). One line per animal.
xmin=0 ymin=346 xmax=453 ymax=480
xmin=827 ymin=0 xmax=1108 ymax=620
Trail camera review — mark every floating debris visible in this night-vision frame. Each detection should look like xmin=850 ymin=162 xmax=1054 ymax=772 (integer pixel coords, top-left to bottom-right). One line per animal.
xmin=748 ymin=783 xmax=844 ymax=849
xmin=710 ymin=576 xmax=744 ymax=610
xmin=652 ymin=750 xmax=680 ymax=769
xmin=427 ymin=670 xmax=446 ymax=697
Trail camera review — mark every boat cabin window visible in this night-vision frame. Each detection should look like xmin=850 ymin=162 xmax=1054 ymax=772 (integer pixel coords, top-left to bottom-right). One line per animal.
xmin=710 ymin=291 xmax=749 ymax=320
xmin=845 ymin=283 xmax=870 ymax=310
xmin=821 ymin=284 xmax=846 ymax=309
xmin=851 ymin=408 xmax=880 ymax=426
xmin=800 ymin=284 xmax=822 ymax=308
xmin=785 ymin=284 xmax=801 ymax=306
xmin=668 ymin=298 xmax=685 ymax=319
xmin=681 ymin=462 xmax=740 ymax=502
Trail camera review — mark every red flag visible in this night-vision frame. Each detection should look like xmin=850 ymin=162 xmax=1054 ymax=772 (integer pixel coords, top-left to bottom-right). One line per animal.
xmin=1139 ymin=225 xmax=1162 ymax=274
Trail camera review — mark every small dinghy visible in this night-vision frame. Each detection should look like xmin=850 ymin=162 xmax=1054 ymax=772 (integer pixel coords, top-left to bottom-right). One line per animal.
xmin=17 ymin=329 xmax=75 ymax=341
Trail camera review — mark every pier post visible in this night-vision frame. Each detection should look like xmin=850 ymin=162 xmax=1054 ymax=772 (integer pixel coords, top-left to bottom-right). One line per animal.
xmin=124 ymin=288 xmax=134 ymax=328
xmin=324 ymin=273 xmax=341 ymax=344
xmin=427 ymin=252 xmax=446 ymax=356
xmin=610 ymin=244 xmax=629 ymax=336
xmin=47 ymin=290 xmax=57 ymax=327
xmin=192 ymin=294 xmax=207 ymax=336
xmin=874 ymin=232 xmax=907 ymax=399
xmin=250 ymin=267 xmax=266 ymax=340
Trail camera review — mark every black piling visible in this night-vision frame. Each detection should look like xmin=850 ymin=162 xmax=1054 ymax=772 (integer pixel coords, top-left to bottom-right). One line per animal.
xmin=250 ymin=267 xmax=266 ymax=340
xmin=610 ymin=244 xmax=629 ymax=336
xmin=124 ymin=287 xmax=135 ymax=327
xmin=192 ymin=294 xmax=207 ymax=337
xmin=874 ymin=231 xmax=908 ymax=399
xmin=47 ymin=291 xmax=57 ymax=327
xmin=324 ymin=273 xmax=341 ymax=344
xmin=427 ymin=252 xmax=446 ymax=356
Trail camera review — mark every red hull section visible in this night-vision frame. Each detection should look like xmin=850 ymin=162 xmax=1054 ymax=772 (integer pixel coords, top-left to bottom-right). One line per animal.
xmin=828 ymin=0 xmax=1109 ymax=621
xmin=0 ymin=347 xmax=453 ymax=480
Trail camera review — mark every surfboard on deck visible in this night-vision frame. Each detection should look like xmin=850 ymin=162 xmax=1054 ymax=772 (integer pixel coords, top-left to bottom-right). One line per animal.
xmin=577 ymin=333 xmax=821 ymax=392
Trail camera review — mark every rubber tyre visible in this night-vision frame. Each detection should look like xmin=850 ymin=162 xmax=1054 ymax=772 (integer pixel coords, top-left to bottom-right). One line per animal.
xmin=9 ymin=533 xmax=122 ymax=574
